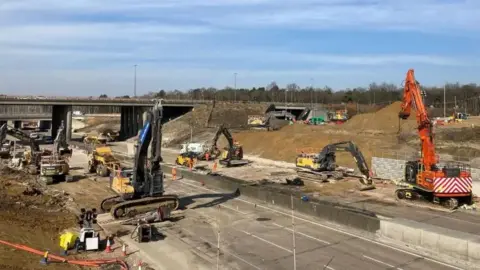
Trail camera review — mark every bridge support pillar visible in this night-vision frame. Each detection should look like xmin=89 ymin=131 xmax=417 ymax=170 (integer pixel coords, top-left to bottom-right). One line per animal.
xmin=52 ymin=105 xmax=72 ymax=141
xmin=120 ymin=106 xmax=146 ymax=140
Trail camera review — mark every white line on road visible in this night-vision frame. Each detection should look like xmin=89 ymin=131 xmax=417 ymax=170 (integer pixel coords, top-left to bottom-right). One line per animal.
xmin=176 ymin=179 xmax=464 ymax=270
xmin=180 ymin=227 xmax=263 ymax=270
xmin=323 ymin=265 xmax=335 ymax=270
xmin=240 ymin=230 xmax=293 ymax=253
xmin=363 ymin=255 xmax=403 ymax=270
xmin=272 ymin=223 xmax=330 ymax=245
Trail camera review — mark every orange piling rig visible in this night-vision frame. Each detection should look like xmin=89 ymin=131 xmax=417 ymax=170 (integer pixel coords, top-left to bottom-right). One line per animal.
xmin=0 ymin=239 xmax=128 ymax=269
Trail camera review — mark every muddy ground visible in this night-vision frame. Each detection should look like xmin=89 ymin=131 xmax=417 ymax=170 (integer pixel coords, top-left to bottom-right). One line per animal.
xmin=0 ymin=166 xmax=79 ymax=270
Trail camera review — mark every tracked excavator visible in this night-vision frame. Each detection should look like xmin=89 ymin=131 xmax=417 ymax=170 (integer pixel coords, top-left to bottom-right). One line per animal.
xmin=176 ymin=124 xmax=249 ymax=167
xmin=295 ymin=141 xmax=375 ymax=189
xmin=0 ymin=123 xmax=48 ymax=174
xmin=39 ymin=121 xmax=72 ymax=184
xmin=101 ymin=100 xmax=179 ymax=219
xmin=396 ymin=69 xmax=472 ymax=209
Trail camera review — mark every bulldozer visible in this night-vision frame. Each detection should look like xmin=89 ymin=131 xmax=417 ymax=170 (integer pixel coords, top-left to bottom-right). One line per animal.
xmin=86 ymin=145 xmax=121 ymax=177
xmin=295 ymin=141 xmax=375 ymax=190
xmin=100 ymin=99 xmax=179 ymax=219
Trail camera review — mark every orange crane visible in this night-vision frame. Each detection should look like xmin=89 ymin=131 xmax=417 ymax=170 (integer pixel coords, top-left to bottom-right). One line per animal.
xmin=396 ymin=69 xmax=473 ymax=209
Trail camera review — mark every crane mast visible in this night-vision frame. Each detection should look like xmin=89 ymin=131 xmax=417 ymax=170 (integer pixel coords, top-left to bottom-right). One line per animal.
xmin=399 ymin=69 xmax=437 ymax=171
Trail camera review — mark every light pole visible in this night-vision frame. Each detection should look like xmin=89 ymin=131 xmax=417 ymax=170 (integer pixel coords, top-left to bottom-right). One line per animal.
xmin=443 ymin=83 xmax=446 ymax=117
xmin=234 ymin=73 xmax=237 ymax=102
xmin=133 ymin=64 xmax=138 ymax=97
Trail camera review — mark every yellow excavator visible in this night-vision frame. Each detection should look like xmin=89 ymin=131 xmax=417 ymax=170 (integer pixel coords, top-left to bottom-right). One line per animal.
xmin=296 ymin=141 xmax=375 ymax=190
xmin=100 ymin=100 xmax=179 ymax=219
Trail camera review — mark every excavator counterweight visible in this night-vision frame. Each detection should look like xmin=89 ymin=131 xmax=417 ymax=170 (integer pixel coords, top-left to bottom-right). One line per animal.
xmin=397 ymin=69 xmax=472 ymax=209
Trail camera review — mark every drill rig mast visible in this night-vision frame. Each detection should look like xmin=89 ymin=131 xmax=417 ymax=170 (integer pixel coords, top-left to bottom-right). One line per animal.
xmin=101 ymin=100 xmax=179 ymax=219
xmin=396 ymin=69 xmax=472 ymax=209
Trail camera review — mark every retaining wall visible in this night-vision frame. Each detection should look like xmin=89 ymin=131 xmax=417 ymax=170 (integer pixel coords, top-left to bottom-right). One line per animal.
xmin=163 ymin=164 xmax=380 ymax=233
xmin=380 ymin=219 xmax=480 ymax=266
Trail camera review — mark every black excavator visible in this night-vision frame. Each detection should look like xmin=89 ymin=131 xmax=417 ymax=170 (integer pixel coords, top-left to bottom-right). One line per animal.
xmin=295 ymin=141 xmax=375 ymax=189
xmin=101 ymin=99 xmax=179 ymax=219
xmin=208 ymin=124 xmax=249 ymax=167
xmin=0 ymin=123 xmax=47 ymax=174
xmin=176 ymin=124 xmax=249 ymax=167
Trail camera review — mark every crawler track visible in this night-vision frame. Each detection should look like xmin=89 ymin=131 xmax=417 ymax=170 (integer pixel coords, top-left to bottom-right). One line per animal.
xmin=108 ymin=195 xmax=180 ymax=219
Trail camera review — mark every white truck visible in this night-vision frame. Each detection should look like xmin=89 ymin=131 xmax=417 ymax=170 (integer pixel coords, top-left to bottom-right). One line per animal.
xmin=179 ymin=143 xmax=209 ymax=156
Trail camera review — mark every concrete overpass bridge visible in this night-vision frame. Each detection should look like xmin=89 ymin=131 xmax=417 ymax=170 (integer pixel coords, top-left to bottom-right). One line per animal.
xmin=0 ymin=97 xmax=318 ymax=141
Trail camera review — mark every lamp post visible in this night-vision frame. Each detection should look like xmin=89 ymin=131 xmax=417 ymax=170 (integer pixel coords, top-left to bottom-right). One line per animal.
xmin=133 ymin=64 xmax=138 ymax=97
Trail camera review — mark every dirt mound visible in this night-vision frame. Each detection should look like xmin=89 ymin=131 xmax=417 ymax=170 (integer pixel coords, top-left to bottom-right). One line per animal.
xmin=342 ymin=101 xmax=417 ymax=134
xmin=163 ymin=103 xmax=269 ymax=146
xmin=76 ymin=116 xmax=121 ymax=134
xmin=209 ymin=103 xmax=269 ymax=128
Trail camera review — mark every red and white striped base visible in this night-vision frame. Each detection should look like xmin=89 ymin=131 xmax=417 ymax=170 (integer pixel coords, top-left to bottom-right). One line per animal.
xmin=433 ymin=177 xmax=472 ymax=194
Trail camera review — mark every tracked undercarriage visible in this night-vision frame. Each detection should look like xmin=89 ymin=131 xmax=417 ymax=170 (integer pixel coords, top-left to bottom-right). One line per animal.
xmin=101 ymin=195 xmax=180 ymax=219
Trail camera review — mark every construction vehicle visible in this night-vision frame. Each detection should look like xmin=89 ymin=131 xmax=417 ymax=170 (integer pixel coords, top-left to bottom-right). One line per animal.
xmin=86 ymin=145 xmax=121 ymax=177
xmin=295 ymin=141 xmax=374 ymax=189
xmin=100 ymin=99 xmax=179 ymax=219
xmin=83 ymin=134 xmax=108 ymax=145
xmin=176 ymin=124 xmax=249 ymax=167
xmin=0 ymin=123 xmax=49 ymax=174
xmin=39 ymin=121 xmax=72 ymax=184
xmin=0 ymin=123 xmax=11 ymax=158
xmin=396 ymin=69 xmax=472 ymax=209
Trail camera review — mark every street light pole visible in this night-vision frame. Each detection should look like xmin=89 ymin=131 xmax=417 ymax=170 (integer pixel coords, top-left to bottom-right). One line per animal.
xmin=310 ymin=78 xmax=314 ymax=108
xmin=443 ymin=83 xmax=446 ymax=118
xmin=234 ymin=73 xmax=237 ymax=102
xmin=133 ymin=64 xmax=138 ymax=97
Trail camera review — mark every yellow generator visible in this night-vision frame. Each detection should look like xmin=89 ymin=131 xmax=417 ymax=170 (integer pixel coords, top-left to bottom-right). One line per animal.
xmin=175 ymin=153 xmax=197 ymax=167
xmin=87 ymin=146 xmax=121 ymax=177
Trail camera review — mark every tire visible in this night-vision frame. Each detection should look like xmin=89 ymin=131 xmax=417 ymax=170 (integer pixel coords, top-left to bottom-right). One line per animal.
xmin=100 ymin=166 xmax=109 ymax=177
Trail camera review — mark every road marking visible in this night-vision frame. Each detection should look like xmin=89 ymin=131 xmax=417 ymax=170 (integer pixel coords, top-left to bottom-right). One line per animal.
xmin=362 ymin=255 xmax=403 ymax=270
xmin=323 ymin=265 xmax=335 ymax=270
xmin=176 ymin=179 xmax=464 ymax=270
xmin=240 ymin=230 xmax=292 ymax=253
xmin=180 ymin=227 xmax=263 ymax=270
xmin=272 ymin=223 xmax=330 ymax=245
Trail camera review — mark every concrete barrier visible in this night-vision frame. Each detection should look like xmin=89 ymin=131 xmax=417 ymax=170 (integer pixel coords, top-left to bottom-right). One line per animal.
xmin=380 ymin=218 xmax=480 ymax=266
xmin=161 ymin=164 xmax=381 ymax=233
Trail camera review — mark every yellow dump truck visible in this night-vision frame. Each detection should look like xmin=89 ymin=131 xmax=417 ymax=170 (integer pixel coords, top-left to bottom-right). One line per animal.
xmin=87 ymin=146 xmax=121 ymax=177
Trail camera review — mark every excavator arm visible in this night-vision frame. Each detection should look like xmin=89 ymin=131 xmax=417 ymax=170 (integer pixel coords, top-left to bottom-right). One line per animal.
xmin=132 ymin=99 xmax=164 ymax=198
xmin=208 ymin=124 xmax=234 ymax=158
xmin=3 ymin=125 xmax=40 ymax=152
xmin=399 ymin=69 xmax=437 ymax=171
xmin=318 ymin=141 xmax=371 ymax=180
xmin=0 ymin=123 xmax=6 ymax=144
xmin=53 ymin=121 xmax=71 ymax=156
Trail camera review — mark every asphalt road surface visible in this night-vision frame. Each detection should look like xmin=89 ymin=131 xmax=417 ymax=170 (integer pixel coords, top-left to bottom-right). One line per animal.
xmin=152 ymin=177 xmax=462 ymax=270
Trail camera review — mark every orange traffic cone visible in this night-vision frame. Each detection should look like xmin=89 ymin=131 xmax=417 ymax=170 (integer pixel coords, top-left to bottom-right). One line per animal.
xmin=122 ymin=244 xmax=127 ymax=256
xmin=172 ymin=167 xmax=177 ymax=181
xmin=212 ymin=161 xmax=217 ymax=173
xmin=105 ymin=238 xmax=112 ymax=253
xmin=138 ymin=260 xmax=143 ymax=270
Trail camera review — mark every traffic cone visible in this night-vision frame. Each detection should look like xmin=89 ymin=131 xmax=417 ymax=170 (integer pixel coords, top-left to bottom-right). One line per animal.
xmin=138 ymin=260 xmax=143 ymax=270
xmin=212 ymin=161 xmax=217 ymax=173
xmin=122 ymin=243 xmax=127 ymax=256
xmin=201 ymin=180 xmax=205 ymax=186
xmin=105 ymin=238 xmax=112 ymax=253
xmin=40 ymin=250 xmax=49 ymax=265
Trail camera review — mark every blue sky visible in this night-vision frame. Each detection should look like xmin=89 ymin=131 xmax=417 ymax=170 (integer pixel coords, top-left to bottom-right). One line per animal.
xmin=1 ymin=0 xmax=480 ymax=96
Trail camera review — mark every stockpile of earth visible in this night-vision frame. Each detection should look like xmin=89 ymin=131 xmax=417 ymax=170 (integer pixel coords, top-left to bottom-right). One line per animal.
xmin=162 ymin=103 xmax=269 ymax=146
xmin=342 ymin=101 xmax=417 ymax=134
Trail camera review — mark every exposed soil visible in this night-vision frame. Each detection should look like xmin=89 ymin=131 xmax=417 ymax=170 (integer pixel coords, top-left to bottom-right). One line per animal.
xmin=0 ymin=166 xmax=79 ymax=270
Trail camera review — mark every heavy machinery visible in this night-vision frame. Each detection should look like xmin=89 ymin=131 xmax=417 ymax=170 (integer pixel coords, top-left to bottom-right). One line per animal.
xmin=396 ymin=69 xmax=472 ymax=209
xmin=100 ymin=100 xmax=179 ymax=219
xmin=0 ymin=123 xmax=11 ymax=158
xmin=39 ymin=122 xmax=72 ymax=184
xmin=0 ymin=123 xmax=49 ymax=174
xmin=175 ymin=124 xmax=249 ymax=167
xmin=86 ymin=145 xmax=121 ymax=177
xmin=295 ymin=141 xmax=374 ymax=189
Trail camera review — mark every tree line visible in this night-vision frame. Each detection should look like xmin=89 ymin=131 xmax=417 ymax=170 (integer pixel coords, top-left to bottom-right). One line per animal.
xmin=102 ymin=81 xmax=480 ymax=116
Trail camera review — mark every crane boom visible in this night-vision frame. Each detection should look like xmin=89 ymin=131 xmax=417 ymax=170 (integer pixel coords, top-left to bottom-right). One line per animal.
xmin=399 ymin=69 xmax=437 ymax=171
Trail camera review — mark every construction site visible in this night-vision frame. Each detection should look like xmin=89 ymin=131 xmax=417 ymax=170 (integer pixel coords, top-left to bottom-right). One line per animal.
xmin=1 ymin=70 xmax=480 ymax=270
